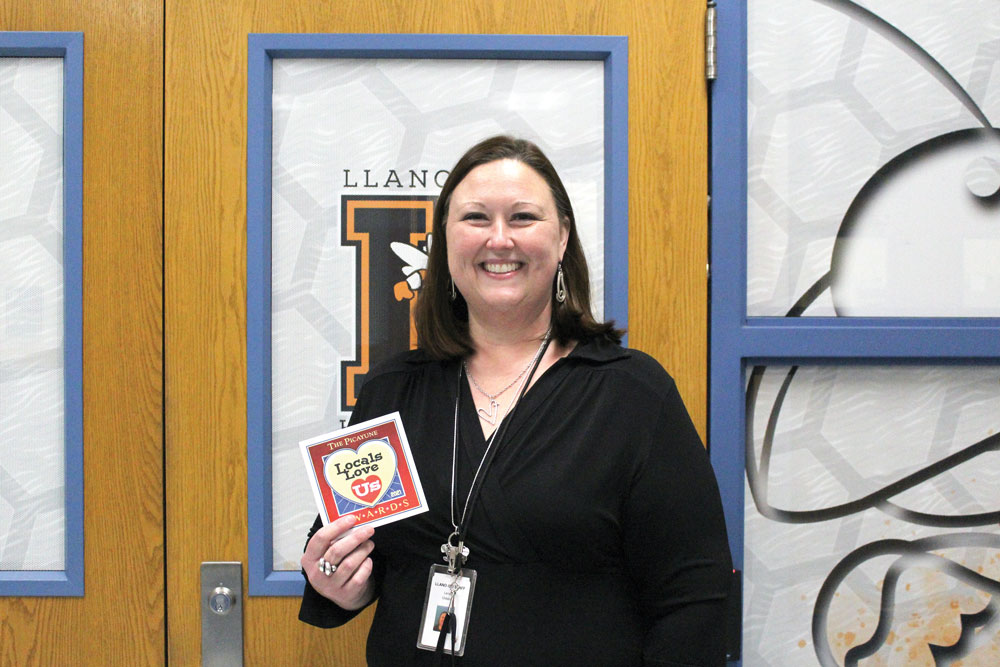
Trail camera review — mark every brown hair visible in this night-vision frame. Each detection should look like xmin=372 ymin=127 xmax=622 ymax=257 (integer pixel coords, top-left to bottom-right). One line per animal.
xmin=415 ymin=135 xmax=622 ymax=359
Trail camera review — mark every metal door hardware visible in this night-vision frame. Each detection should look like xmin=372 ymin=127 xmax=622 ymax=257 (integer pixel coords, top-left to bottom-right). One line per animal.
xmin=201 ymin=562 xmax=243 ymax=666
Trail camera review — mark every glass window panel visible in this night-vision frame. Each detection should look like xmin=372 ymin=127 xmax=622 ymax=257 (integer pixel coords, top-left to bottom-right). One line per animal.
xmin=268 ymin=58 xmax=606 ymax=571
xmin=744 ymin=363 xmax=1000 ymax=665
xmin=0 ymin=57 xmax=65 ymax=571
xmin=747 ymin=0 xmax=1000 ymax=317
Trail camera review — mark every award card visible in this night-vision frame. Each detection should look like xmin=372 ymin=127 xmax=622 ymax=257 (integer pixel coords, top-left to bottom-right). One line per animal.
xmin=299 ymin=412 xmax=428 ymax=528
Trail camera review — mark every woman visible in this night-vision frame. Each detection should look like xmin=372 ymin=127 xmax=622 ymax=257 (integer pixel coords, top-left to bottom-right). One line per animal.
xmin=300 ymin=136 xmax=732 ymax=666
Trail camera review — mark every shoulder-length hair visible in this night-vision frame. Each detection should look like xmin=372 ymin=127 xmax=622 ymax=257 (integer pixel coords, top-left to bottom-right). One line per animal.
xmin=415 ymin=135 xmax=622 ymax=359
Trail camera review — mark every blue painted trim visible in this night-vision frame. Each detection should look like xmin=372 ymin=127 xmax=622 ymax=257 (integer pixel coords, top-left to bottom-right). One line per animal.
xmin=61 ymin=31 xmax=85 ymax=599
xmin=709 ymin=2 xmax=1000 ymax=663
xmin=744 ymin=316 xmax=1000 ymax=329
xmin=708 ymin=0 xmax=748 ymax=580
xmin=261 ymin=570 xmax=307 ymax=597
xmin=0 ymin=31 xmax=74 ymax=57
xmin=247 ymin=38 xmax=275 ymax=598
xmin=739 ymin=320 xmax=1000 ymax=358
xmin=744 ymin=356 xmax=1000 ymax=369
xmin=247 ymin=33 xmax=628 ymax=595
xmin=0 ymin=31 xmax=84 ymax=597
xmin=603 ymin=37 xmax=629 ymax=339
xmin=251 ymin=32 xmax=624 ymax=60
xmin=0 ymin=571 xmax=72 ymax=598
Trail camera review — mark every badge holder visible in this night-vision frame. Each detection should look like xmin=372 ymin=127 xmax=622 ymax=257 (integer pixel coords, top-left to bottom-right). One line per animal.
xmin=417 ymin=564 xmax=477 ymax=656
xmin=416 ymin=341 xmax=548 ymax=657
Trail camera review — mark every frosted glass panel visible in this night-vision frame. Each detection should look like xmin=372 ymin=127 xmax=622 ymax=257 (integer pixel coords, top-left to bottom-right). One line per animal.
xmin=744 ymin=364 xmax=1000 ymax=665
xmin=747 ymin=0 xmax=1000 ymax=317
xmin=0 ymin=58 xmax=66 ymax=570
xmin=269 ymin=58 xmax=605 ymax=571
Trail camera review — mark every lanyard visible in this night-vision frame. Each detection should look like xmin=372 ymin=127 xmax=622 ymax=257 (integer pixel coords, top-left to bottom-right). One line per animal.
xmin=441 ymin=331 xmax=552 ymax=573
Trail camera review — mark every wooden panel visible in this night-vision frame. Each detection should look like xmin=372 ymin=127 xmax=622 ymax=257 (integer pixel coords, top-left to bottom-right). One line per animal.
xmin=624 ymin=3 xmax=709 ymax=436
xmin=0 ymin=2 xmax=164 ymax=666
xmin=165 ymin=0 xmax=705 ymax=663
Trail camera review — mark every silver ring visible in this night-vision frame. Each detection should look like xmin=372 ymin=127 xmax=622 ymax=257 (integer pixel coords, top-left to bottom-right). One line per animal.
xmin=318 ymin=558 xmax=337 ymax=576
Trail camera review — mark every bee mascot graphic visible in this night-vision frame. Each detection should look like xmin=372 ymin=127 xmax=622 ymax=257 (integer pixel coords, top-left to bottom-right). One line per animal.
xmin=340 ymin=195 xmax=436 ymax=413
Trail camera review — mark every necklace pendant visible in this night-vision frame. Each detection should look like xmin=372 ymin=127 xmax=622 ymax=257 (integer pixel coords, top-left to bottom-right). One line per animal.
xmin=477 ymin=399 xmax=499 ymax=425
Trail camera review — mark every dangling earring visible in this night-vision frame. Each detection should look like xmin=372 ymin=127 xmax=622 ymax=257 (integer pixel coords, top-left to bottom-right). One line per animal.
xmin=555 ymin=262 xmax=567 ymax=303
xmin=449 ymin=277 xmax=457 ymax=301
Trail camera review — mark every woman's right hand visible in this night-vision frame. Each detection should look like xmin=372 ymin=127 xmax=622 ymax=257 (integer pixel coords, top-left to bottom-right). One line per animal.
xmin=301 ymin=514 xmax=377 ymax=611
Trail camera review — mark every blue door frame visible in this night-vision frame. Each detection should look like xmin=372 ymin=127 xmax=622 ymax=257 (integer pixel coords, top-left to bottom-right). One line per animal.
xmin=708 ymin=1 xmax=1000 ymax=663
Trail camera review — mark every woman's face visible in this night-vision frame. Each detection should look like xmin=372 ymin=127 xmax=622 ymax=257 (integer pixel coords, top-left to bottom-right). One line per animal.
xmin=445 ymin=158 xmax=569 ymax=328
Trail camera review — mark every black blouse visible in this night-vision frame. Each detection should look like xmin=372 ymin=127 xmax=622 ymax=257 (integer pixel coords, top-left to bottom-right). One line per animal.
xmin=300 ymin=336 xmax=732 ymax=666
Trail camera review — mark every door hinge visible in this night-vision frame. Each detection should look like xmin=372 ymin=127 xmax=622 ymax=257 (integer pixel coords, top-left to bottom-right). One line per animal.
xmin=706 ymin=0 xmax=718 ymax=81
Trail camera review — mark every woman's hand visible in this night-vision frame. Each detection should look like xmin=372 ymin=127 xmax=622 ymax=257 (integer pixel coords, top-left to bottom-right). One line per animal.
xmin=301 ymin=514 xmax=377 ymax=611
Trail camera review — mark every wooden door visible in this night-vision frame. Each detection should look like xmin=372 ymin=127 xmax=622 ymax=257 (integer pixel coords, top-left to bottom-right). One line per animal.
xmin=166 ymin=1 xmax=707 ymax=664
xmin=0 ymin=1 xmax=164 ymax=665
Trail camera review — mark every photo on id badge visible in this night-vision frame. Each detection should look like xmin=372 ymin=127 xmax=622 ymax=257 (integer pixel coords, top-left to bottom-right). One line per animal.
xmin=435 ymin=607 xmax=450 ymax=631
xmin=418 ymin=565 xmax=477 ymax=656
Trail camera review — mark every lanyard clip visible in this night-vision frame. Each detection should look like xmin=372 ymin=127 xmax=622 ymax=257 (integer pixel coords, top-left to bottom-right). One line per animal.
xmin=441 ymin=531 xmax=469 ymax=573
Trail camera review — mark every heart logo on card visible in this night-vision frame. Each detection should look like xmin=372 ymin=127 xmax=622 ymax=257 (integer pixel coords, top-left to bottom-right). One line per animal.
xmin=351 ymin=475 xmax=383 ymax=504
xmin=323 ymin=439 xmax=397 ymax=507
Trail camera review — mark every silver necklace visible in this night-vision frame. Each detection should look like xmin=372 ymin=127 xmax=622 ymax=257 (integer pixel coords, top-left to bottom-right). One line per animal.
xmin=442 ymin=328 xmax=552 ymax=571
xmin=464 ymin=330 xmax=550 ymax=425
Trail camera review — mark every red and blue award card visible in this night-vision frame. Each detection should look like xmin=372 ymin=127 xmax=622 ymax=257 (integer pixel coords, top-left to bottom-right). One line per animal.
xmin=299 ymin=412 xmax=428 ymax=528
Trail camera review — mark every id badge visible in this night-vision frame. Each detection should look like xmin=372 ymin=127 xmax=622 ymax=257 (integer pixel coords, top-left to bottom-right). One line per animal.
xmin=416 ymin=564 xmax=477 ymax=656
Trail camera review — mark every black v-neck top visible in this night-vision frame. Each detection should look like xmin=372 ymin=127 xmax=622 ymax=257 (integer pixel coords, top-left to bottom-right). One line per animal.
xmin=300 ymin=337 xmax=732 ymax=666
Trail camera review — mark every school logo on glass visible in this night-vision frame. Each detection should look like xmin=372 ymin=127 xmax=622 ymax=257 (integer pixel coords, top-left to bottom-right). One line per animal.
xmin=340 ymin=195 xmax=436 ymax=414
xmin=300 ymin=412 xmax=428 ymax=528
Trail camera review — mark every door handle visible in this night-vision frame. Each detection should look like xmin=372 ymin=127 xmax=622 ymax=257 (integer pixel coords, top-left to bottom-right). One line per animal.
xmin=201 ymin=562 xmax=243 ymax=666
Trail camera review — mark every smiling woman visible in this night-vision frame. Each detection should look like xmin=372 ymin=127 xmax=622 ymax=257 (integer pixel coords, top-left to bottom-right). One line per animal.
xmin=445 ymin=158 xmax=568 ymax=335
xmin=299 ymin=136 xmax=732 ymax=666
xmin=416 ymin=135 xmax=619 ymax=361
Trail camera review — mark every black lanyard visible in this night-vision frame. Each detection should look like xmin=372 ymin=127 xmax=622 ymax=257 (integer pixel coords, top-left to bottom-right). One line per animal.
xmin=434 ymin=335 xmax=552 ymax=664
xmin=450 ymin=334 xmax=552 ymax=557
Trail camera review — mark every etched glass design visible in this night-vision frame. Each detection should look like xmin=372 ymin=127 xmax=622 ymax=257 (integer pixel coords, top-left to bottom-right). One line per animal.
xmin=269 ymin=58 xmax=605 ymax=570
xmin=0 ymin=58 xmax=65 ymax=571
xmin=747 ymin=0 xmax=1000 ymax=317
xmin=744 ymin=363 xmax=1000 ymax=665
